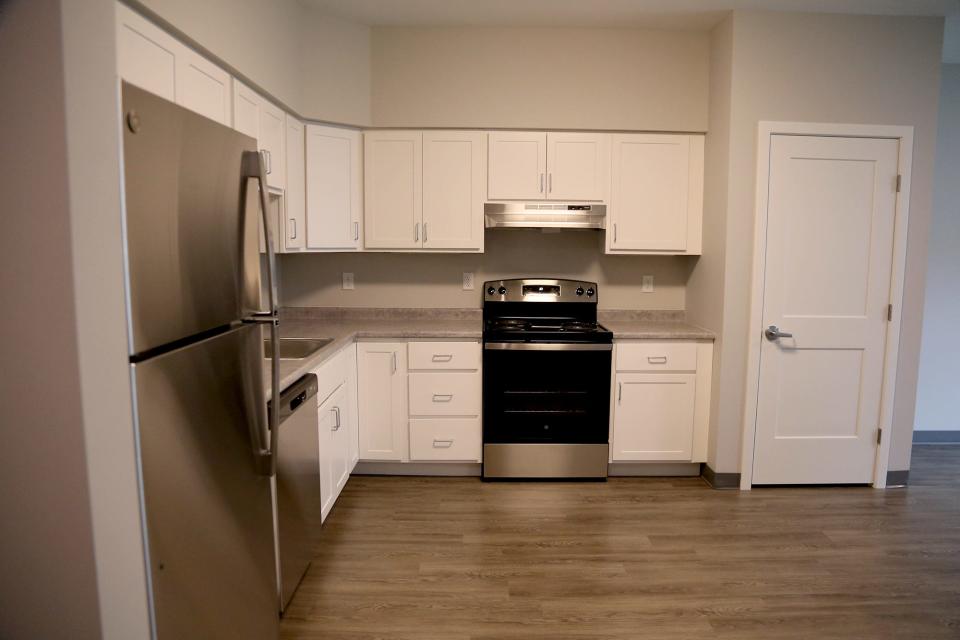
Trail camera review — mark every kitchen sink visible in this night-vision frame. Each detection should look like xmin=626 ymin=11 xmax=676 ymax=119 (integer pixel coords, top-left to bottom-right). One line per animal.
xmin=264 ymin=337 xmax=333 ymax=360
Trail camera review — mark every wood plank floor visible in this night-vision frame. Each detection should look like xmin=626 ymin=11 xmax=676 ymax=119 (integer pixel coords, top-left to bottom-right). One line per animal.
xmin=280 ymin=446 xmax=960 ymax=639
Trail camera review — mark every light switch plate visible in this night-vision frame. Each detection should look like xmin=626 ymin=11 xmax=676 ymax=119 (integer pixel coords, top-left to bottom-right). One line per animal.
xmin=462 ymin=272 xmax=475 ymax=290
xmin=342 ymin=272 xmax=355 ymax=290
xmin=641 ymin=275 xmax=654 ymax=293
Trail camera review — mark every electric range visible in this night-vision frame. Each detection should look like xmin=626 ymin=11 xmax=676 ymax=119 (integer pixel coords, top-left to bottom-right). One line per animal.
xmin=482 ymin=278 xmax=612 ymax=479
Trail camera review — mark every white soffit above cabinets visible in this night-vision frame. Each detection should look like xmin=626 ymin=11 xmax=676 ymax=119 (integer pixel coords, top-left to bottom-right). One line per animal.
xmin=301 ymin=0 xmax=959 ymax=29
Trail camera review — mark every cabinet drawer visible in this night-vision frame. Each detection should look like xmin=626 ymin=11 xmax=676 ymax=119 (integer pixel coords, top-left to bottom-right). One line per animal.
xmin=616 ymin=341 xmax=697 ymax=372
xmin=409 ymin=372 xmax=480 ymax=416
xmin=409 ymin=418 xmax=481 ymax=462
xmin=408 ymin=341 xmax=480 ymax=370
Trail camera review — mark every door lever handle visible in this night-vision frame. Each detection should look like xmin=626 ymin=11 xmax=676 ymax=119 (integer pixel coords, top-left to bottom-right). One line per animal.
xmin=765 ymin=325 xmax=794 ymax=341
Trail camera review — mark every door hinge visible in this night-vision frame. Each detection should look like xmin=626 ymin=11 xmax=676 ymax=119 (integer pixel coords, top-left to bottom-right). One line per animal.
xmin=895 ymin=174 xmax=902 ymax=193
xmin=877 ymin=428 xmax=882 ymax=445
xmin=887 ymin=304 xmax=893 ymax=321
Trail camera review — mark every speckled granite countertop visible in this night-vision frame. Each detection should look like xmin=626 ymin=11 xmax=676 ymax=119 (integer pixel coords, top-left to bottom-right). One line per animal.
xmin=265 ymin=308 xmax=714 ymax=395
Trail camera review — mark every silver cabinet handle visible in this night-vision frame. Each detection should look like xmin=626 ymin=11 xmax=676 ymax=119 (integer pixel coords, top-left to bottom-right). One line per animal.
xmin=647 ymin=356 xmax=668 ymax=364
xmin=262 ymin=149 xmax=272 ymax=174
xmin=391 ymin=352 xmax=397 ymax=374
xmin=423 ymin=222 xmax=428 ymax=243
xmin=432 ymin=439 xmax=454 ymax=448
xmin=765 ymin=325 xmax=794 ymax=341
xmin=431 ymin=354 xmax=453 ymax=362
xmin=618 ymin=381 xmax=622 ymax=405
xmin=613 ymin=223 xmax=617 ymax=243
xmin=353 ymin=221 xmax=359 ymax=241
xmin=539 ymin=173 xmax=544 ymax=193
xmin=414 ymin=222 xmax=419 ymax=243
xmin=289 ymin=218 xmax=296 ymax=240
xmin=548 ymin=173 xmax=552 ymax=193
xmin=331 ymin=406 xmax=341 ymax=431
xmin=432 ymin=394 xmax=453 ymax=403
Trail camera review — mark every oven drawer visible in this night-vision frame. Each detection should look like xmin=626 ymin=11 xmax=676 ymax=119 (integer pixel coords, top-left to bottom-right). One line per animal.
xmin=616 ymin=341 xmax=698 ymax=372
xmin=408 ymin=341 xmax=480 ymax=371
xmin=409 ymin=418 xmax=481 ymax=461
xmin=409 ymin=372 xmax=481 ymax=416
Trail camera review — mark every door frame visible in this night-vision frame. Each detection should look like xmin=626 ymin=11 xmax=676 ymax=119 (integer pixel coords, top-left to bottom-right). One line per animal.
xmin=739 ymin=121 xmax=914 ymax=490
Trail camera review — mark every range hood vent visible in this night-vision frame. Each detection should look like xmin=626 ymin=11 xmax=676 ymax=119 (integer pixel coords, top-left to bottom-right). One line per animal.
xmin=484 ymin=202 xmax=606 ymax=230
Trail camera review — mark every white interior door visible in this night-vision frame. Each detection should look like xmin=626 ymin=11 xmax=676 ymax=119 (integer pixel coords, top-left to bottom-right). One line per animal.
xmin=753 ymin=135 xmax=899 ymax=485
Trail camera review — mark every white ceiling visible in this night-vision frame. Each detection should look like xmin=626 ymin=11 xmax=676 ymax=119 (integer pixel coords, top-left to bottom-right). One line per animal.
xmin=301 ymin=0 xmax=960 ymax=31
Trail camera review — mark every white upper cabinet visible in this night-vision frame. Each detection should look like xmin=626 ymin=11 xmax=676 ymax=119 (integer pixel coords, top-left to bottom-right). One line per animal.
xmin=283 ymin=116 xmax=305 ymax=252
xmin=232 ymin=80 xmax=286 ymax=190
xmin=545 ymin=133 xmax=610 ymax=201
xmin=305 ymin=125 xmax=362 ymax=251
xmin=364 ymin=131 xmax=422 ymax=249
xmin=364 ymin=131 xmax=483 ymax=252
xmin=487 ymin=132 xmax=547 ymax=200
xmin=487 ymin=131 xmax=609 ymax=202
xmin=606 ymin=134 xmax=704 ymax=255
xmin=116 ymin=4 xmax=231 ymax=127
xmin=422 ymin=131 xmax=485 ymax=251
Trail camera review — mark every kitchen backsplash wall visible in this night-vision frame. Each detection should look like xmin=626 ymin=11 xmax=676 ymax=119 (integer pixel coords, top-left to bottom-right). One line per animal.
xmin=280 ymin=229 xmax=692 ymax=309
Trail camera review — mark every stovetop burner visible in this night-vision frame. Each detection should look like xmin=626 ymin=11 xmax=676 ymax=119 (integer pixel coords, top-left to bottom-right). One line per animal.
xmin=482 ymin=279 xmax=612 ymax=344
xmin=486 ymin=318 xmax=604 ymax=333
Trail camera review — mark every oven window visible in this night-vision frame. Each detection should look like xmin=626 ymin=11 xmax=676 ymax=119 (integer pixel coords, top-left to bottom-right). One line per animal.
xmin=483 ymin=348 xmax=611 ymax=444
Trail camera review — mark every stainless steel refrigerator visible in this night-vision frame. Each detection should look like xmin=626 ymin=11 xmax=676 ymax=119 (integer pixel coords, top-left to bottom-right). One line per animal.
xmin=121 ymin=82 xmax=281 ymax=639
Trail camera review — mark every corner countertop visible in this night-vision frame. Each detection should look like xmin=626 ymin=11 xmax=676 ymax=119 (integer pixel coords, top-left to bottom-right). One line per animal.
xmin=265 ymin=308 xmax=714 ymax=396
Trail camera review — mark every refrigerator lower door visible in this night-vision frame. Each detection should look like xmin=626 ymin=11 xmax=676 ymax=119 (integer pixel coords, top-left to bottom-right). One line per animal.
xmin=132 ymin=324 xmax=277 ymax=640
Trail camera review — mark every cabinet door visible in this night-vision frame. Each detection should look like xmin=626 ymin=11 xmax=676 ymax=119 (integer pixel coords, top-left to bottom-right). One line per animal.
xmin=612 ymin=373 xmax=696 ymax=461
xmin=317 ymin=389 xmax=338 ymax=522
xmin=546 ymin=133 xmax=609 ymax=201
xmin=283 ymin=116 xmax=306 ymax=251
xmin=609 ymin=134 xmax=702 ymax=253
xmin=364 ymin=131 xmax=422 ymax=249
xmin=422 ymin=131 xmax=484 ymax=251
xmin=357 ymin=342 xmax=408 ymax=460
xmin=116 ymin=4 xmax=177 ymax=102
xmin=260 ymin=101 xmax=285 ymax=190
xmin=231 ymin=80 xmax=260 ymax=141
xmin=346 ymin=345 xmax=360 ymax=468
xmin=487 ymin=131 xmax=547 ymax=200
xmin=326 ymin=383 xmax=352 ymax=498
xmin=306 ymin=125 xmax=362 ymax=250
xmin=175 ymin=48 xmax=231 ymax=126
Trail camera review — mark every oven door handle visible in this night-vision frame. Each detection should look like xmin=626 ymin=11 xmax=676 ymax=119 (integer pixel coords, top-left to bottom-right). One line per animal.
xmin=484 ymin=342 xmax=612 ymax=351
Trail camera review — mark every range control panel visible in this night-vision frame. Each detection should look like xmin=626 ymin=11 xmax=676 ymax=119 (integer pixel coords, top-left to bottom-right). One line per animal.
xmin=483 ymin=278 xmax=598 ymax=303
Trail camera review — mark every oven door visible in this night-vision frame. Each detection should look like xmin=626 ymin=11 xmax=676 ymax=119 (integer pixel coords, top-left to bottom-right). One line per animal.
xmin=483 ymin=342 xmax=612 ymax=445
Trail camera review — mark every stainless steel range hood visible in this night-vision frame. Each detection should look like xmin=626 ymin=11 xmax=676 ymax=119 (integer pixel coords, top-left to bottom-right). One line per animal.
xmin=484 ymin=202 xmax=606 ymax=230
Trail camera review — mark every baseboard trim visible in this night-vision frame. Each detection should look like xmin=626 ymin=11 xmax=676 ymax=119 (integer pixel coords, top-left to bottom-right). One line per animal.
xmin=886 ymin=469 xmax=909 ymax=487
xmin=913 ymin=430 xmax=960 ymax=444
xmin=608 ymin=462 xmax=701 ymax=477
xmin=353 ymin=461 xmax=482 ymax=476
xmin=702 ymin=464 xmax=741 ymax=489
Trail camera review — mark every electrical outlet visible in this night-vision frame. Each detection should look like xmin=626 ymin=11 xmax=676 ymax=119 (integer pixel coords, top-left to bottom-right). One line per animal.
xmin=462 ymin=272 xmax=475 ymax=290
xmin=641 ymin=275 xmax=654 ymax=293
xmin=341 ymin=272 xmax=354 ymax=290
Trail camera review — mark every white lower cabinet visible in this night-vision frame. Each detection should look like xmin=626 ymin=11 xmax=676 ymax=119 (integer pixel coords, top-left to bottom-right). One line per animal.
xmin=356 ymin=342 xmax=408 ymax=461
xmin=313 ymin=345 xmax=359 ymax=522
xmin=356 ymin=340 xmax=481 ymax=464
xmin=610 ymin=341 xmax=713 ymax=463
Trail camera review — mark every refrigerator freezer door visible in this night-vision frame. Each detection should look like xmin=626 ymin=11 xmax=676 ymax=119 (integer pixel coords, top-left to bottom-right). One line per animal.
xmin=122 ymin=82 xmax=262 ymax=356
xmin=132 ymin=324 xmax=277 ymax=640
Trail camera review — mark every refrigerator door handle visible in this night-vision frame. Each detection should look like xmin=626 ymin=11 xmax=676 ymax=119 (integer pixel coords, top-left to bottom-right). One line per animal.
xmin=242 ymin=150 xmax=280 ymax=476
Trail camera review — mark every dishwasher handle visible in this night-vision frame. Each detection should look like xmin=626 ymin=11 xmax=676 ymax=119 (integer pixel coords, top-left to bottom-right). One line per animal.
xmin=271 ymin=373 xmax=319 ymax=425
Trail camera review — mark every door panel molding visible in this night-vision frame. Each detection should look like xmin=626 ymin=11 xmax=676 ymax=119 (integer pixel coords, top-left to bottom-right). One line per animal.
xmin=740 ymin=121 xmax=913 ymax=490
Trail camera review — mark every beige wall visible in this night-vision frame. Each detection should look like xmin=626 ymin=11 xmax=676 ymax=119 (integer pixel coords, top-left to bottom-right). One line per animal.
xmin=915 ymin=64 xmax=960 ymax=433
xmin=704 ymin=11 xmax=943 ymax=474
xmin=134 ymin=0 xmax=372 ymax=124
xmin=686 ymin=14 xmax=733 ymax=469
xmin=281 ymin=230 xmax=691 ymax=309
xmin=371 ymin=26 xmax=709 ymax=131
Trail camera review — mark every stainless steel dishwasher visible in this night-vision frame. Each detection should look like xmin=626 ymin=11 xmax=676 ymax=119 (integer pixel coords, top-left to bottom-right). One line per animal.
xmin=271 ymin=373 xmax=321 ymax=613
